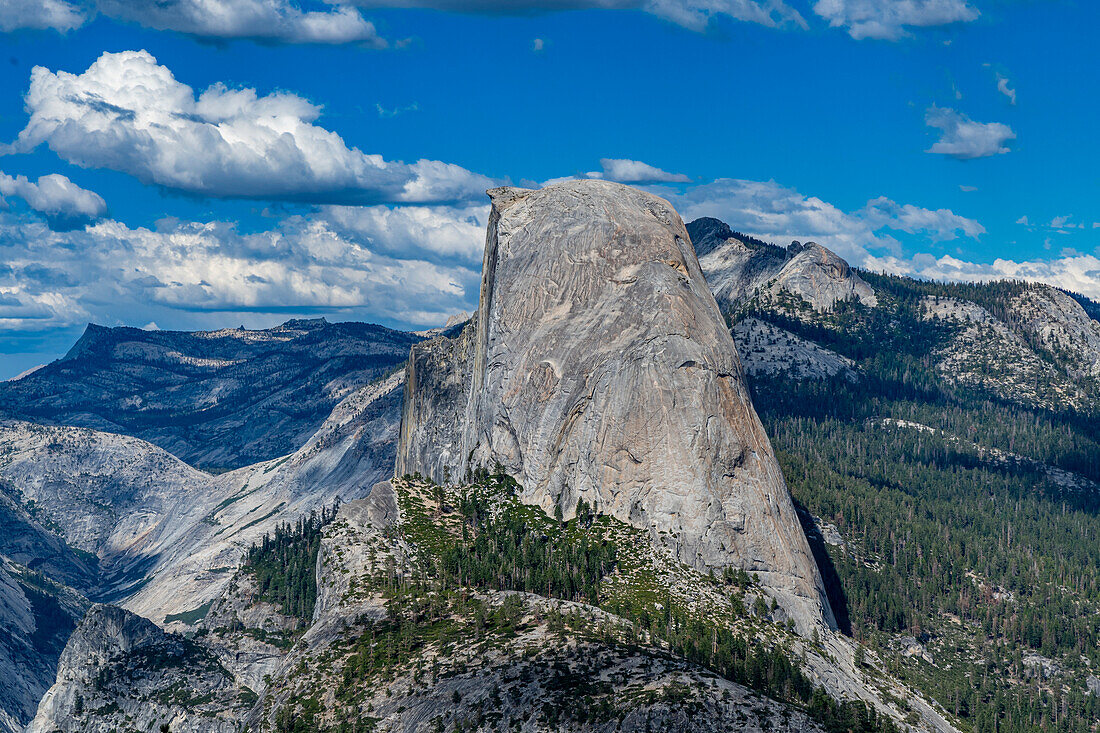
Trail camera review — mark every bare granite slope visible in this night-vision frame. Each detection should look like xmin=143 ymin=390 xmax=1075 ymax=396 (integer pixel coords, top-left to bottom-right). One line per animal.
xmin=0 ymin=372 xmax=404 ymax=732
xmin=27 ymin=604 xmax=247 ymax=733
xmin=733 ymin=317 xmax=856 ymax=381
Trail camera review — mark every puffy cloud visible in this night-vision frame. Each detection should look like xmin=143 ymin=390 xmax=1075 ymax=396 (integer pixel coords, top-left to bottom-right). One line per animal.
xmin=925 ymin=106 xmax=1015 ymax=159
xmin=13 ymin=51 xmax=495 ymax=204
xmin=996 ymin=73 xmax=1017 ymax=105
xmin=319 ymin=203 xmax=488 ymax=261
xmin=95 ymin=0 xmax=385 ymax=45
xmin=865 ymin=252 xmax=1100 ymax=301
xmin=0 ymin=206 xmax=479 ymax=334
xmin=813 ymin=0 xmax=978 ymax=40
xmin=0 ymin=172 xmax=106 ymax=229
xmin=537 ymin=158 xmax=691 ymax=187
xmin=0 ymin=0 xmax=85 ymax=32
xmin=590 ymin=158 xmax=691 ymax=184
xmin=346 ymin=0 xmax=807 ymax=32
xmin=861 ymin=196 xmax=985 ymax=240
xmin=671 ymin=177 xmax=983 ymax=263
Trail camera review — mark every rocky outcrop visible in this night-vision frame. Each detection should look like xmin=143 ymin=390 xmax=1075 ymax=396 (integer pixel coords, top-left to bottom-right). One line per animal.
xmin=733 ymin=317 xmax=856 ymax=381
xmin=396 ymin=322 xmax=475 ymax=483
xmin=922 ymin=296 xmax=1088 ymax=412
xmin=0 ymin=318 xmax=419 ymax=471
xmin=773 ymin=241 xmax=878 ymax=310
xmin=248 ymin=478 xmax=833 ymax=733
xmin=27 ymin=604 xmax=246 ymax=733
xmin=196 ymin=571 xmax=303 ymax=695
xmin=397 ymin=180 xmax=834 ymax=632
xmin=689 ymin=222 xmax=789 ymax=309
xmin=689 ymin=217 xmax=877 ymax=313
xmin=1010 ymin=286 xmax=1100 ymax=379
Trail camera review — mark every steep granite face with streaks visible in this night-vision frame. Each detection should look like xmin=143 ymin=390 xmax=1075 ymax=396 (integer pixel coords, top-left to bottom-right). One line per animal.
xmin=397 ymin=179 xmax=834 ymax=631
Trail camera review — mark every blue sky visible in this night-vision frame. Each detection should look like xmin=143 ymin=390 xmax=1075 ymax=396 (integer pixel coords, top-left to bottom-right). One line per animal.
xmin=0 ymin=0 xmax=1096 ymax=378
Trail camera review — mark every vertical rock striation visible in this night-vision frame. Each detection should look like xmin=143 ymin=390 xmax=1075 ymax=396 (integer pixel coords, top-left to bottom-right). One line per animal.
xmin=396 ymin=179 xmax=834 ymax=631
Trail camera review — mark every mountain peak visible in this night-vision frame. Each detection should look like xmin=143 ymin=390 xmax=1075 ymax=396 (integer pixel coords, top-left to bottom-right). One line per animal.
xmin=398 ymin=179 xmax=834 ymax=632
xmin=689 ymin=219 xmax=876 ymax=312
xmin=278 ymin=317 xmax=329 ymax=330
xmin=685 ymin=216 xmax=735 ymax=257
xmin=59 ymin=323 xmax=116 ymax=363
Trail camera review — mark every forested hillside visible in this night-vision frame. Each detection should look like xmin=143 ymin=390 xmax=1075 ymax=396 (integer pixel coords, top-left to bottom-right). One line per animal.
xmin=740 ymin=273 xmax=1100 ymax=732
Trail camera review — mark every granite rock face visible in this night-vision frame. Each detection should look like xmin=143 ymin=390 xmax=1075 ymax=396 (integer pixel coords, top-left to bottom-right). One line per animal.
xmin=396 ymin=322 xmax=475 ymax=483
xmin=688 ymin=217 xmax=877 ymax=313
xmin=0 ymin=372 xmax=403 ymax=732
xmin=27 ymin=604 xmax=245 ymax=733
xmin=775 ymin=241 xmax=878 ymax=311
xmin=733 ymin=317 xmax=856 ymax=381
xmin=397 ymin=180 xmax=834 ymax=631
xmin=1011 ymin=286 xmax=1100 ymax=378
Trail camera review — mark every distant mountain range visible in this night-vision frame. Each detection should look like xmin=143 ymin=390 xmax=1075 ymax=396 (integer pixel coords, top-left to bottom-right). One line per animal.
xmin=0 ymin=319 xmax=418 ymax=471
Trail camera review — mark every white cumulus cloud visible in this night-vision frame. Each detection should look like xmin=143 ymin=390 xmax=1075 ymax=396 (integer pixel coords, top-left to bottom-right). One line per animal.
xmin=590 ymin=158 xmax=691 ymax=184
xmin=860 ymin=196 xmax=985 ymax=241
xmin=865 ymin=252 xmax=1100 ymax=302
xmin=95 ymin=0 xmax=385 ymax=45
xmin=13 ymin=50 xmax=495 ymax=205
xmin=925 ymin=106 xmax=1015 ymax=159
xmin=0 ymin=0 xmax=384 ymax=44
xmin=813 ymin=0 xmax=978 ymax=40
xmin=0 ymin=206 xmax=480 ymax=334
xmin=0 ymin=172 xmax=106 ymax=229
xmin=671 ymin=177 xmax=984 ymax=263
xmin=319 ymin=203 xmax=489 ymax=262
xmin=0 ymin=0 xmax=86 ymax=32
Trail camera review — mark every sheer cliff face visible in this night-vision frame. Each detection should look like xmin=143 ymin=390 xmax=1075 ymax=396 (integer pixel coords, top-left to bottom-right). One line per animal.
xmin=397 ymin=179 xmax=834 ymax=631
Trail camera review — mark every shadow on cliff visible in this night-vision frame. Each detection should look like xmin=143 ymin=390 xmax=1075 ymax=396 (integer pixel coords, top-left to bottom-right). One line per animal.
xmin=793 ymin=498 xmax=852 ymax=636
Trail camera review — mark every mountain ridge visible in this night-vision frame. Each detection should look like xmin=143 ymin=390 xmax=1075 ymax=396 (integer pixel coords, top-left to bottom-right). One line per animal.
xmin=0 ymin=318 xmax=418 ymax=471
